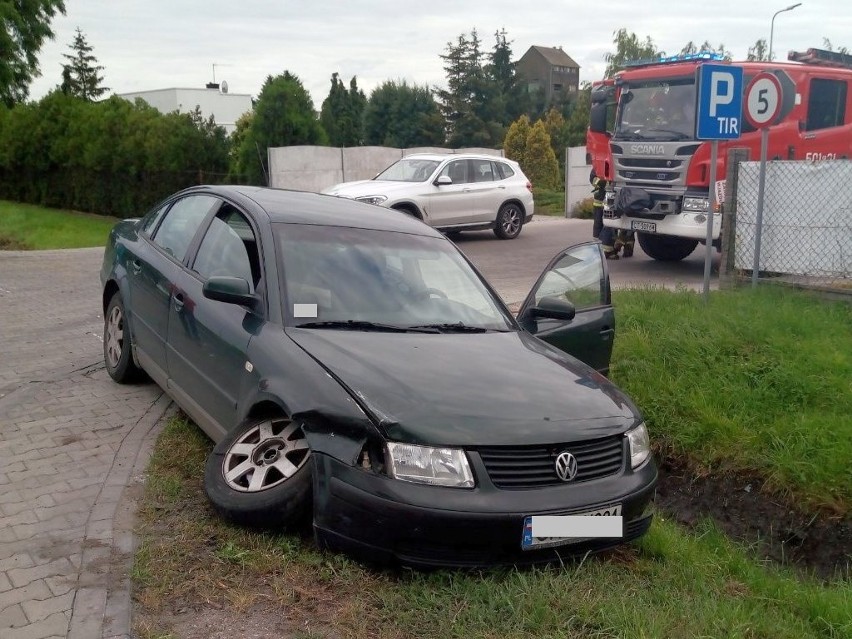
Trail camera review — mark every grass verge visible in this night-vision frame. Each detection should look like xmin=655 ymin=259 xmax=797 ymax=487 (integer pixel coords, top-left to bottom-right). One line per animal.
xmin=0 ymin=200 xmax=118 ymax=249
xmin=611 ymin=285 xmax=852 ymax=515
xmin=133 ymin=416 xmax=851 ymax=639
xmin=532 ymin=187 xmax=565 ymax=217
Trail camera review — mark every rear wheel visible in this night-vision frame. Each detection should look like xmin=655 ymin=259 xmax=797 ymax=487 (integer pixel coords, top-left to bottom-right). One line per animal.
xmin=493 ymin=203 xmax=523 ymax=240
xmin=103 ymin=292 xmax=145 ymax=383
xmin=637 ymin=232 xmax=698 ymax=261
xmin=204 ymin=416 xmax=312 ymax=528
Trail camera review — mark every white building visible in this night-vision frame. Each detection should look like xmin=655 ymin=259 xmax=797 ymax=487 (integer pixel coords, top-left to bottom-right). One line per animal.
xmin=117 ymin=83 xmax=252 ymax=134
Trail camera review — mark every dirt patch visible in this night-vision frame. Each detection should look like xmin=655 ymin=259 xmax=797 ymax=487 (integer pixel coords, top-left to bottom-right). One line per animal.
xmin=0 ymin=235 xmax=28 ymax=250
xmin=655 ymin=455 xmax=851 ymax=580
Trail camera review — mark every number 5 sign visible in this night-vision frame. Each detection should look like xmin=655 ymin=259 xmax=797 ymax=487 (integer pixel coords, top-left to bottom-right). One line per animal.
xmin=745 ymin=72 xmax=783 ymax=129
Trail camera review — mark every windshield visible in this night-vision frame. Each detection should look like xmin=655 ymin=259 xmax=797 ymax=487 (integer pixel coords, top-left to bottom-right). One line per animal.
xmin=276 ymin=224 xmax=513 ymax=331
xmin=374 ymin=158 xmax=440 ymax=182
xmin=615 ymin=79 xmax=696 ymax=141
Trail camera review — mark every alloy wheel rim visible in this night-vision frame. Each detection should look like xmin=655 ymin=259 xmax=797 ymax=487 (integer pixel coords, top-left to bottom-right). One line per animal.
xmin=502 ymin=208 xmax=521 ymax=235
xmin=105 ymin=305 xmax=124 ymax=368
xmin=223 ymin=419 xmax=310 ymax=492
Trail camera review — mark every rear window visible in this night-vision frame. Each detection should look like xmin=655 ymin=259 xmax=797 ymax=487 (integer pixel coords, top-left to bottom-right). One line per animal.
xmin=495 ymin=162 xmax=515 ymax=179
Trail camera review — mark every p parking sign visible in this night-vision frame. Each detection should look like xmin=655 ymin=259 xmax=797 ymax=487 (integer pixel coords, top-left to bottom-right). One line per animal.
xmin=696 ymin=64 xmax=743 ymax=140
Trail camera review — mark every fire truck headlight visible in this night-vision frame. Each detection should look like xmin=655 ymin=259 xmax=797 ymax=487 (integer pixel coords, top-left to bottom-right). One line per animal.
xmin=683 ymin=197 xmax=709 ymax=212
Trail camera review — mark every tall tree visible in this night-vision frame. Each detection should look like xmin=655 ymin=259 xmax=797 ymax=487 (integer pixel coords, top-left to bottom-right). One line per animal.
xmin=0 ymin=0 xmax=66 ymax=106
xmin=822 ymin=38 xmax=849 ymax=55
xmin=60 ymin=28 xmax=108 ymax=101
xmin=435 ymin=29 xmax=502 ymax=147
xmin=680 ymin=40 xmax=732 ymax=61
xmin=485 ymin=29 xmax=528 ymax=126
xmin=747 ymin=39 xmax=769 ymax=62
xmin=320 ymin=73 xmax=366 ymax=147
xmin=363 ymin=80 xmax=444 ymax=147
xmin=604 ymin=29 xmax=661 ymax=78
xmin=234 ymin=71 xmax=327 ymax=185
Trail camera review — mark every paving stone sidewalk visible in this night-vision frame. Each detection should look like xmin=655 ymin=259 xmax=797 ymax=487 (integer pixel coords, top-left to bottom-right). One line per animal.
xmin=1 ymin=248 xmax=169 ymax=639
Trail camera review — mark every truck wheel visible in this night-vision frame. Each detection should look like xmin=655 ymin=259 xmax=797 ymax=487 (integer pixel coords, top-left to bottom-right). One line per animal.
xmin=637 ymin=233 xmax=698 ymax=261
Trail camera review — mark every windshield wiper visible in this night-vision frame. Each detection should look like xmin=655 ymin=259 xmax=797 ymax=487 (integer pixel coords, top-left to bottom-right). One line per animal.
xmin=407 ymin=322 xmax=502 ymax=333
xmin=295 ymin=320 xmax=439 ymax=333
xmin=645 ymin=128 xmax=691 ymax=140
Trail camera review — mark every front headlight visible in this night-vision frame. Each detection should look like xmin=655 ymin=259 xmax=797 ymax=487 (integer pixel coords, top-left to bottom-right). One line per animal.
xmin=386 ymin=442 xmax=474 ymax=488
xmin=626 ymin=423 xmax=651 ymax=469
xmin=682 ymin=196 xmax=709 ymax=212
xmin=356 ymin=195 xmax=388 ymax=206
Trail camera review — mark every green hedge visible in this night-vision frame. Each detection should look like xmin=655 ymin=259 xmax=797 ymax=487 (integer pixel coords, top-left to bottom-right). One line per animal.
xmin=0 ymin=92 xmax=233 ymax=218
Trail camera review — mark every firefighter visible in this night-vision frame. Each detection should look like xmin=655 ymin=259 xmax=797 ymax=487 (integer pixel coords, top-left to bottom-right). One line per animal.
xmin=590 ymin=169 xmax=619 ymax=259
xmin=615 ymin=229 xmax=635 ymax=258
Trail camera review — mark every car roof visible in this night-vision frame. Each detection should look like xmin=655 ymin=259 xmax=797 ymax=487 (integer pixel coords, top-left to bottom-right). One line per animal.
xmin=401 ymin=153 xmax=515 ymax=163
xmin=182 ymin=185 xmax=445 ymax=237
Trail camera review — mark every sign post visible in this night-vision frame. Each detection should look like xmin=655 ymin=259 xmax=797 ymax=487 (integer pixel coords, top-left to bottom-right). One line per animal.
xmin=744 ymin=72 xmax=783 ymax=287
xmin=696 ymin=64 xmax=743 ymax=302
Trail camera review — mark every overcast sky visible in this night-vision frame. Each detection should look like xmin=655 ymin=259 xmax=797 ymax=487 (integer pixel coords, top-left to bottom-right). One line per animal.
xmin=28 ymin=1 xmax=851 ymax=107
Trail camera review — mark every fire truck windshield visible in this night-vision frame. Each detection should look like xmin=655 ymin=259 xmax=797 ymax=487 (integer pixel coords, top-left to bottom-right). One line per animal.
xmin=615 ymin=79 xmax=696 ymax=141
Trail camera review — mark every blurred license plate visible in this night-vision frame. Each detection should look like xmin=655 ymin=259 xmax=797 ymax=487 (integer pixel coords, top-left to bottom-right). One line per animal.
xmin=522 ymin=504 xmax=622 ymax=550
xmin=631 ymin=220 xmax=656 ymax=232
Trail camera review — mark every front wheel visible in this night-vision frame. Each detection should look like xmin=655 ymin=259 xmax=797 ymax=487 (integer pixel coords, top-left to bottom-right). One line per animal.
xmin=493 ymin=203 xmax=524 ymax=240
xmin=637 ymin=232 xmax=698 ymax=262
xmin=204 ymin=417 xmax=312 ymax=528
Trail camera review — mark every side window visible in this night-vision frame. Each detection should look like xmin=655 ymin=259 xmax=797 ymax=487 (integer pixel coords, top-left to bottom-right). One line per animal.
xmin=471 ymin=158 xmax=495 ymax=182
xmin=495 ymin=162 xmax=515 ymax=180
xmin=151 ymin=195 xmax=217 ymax=262
xmin=806 ymin=79 xmax=848 ymax=131
xmin=141 ymin=202 xmax=170 ymax=236
xmin=440 ymin=160 xmax=470 ymax=184
xmin=533 ymin=244 xmax=607 ymax=311
xmin=193 ymin=205 xmax=261 ymax=292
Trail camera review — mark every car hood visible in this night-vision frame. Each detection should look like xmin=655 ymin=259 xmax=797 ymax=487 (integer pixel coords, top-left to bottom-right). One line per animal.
xmin=322 ymin=180 xmax=426 ymax=198
xmin=288 ymin=329 xmax=639 ymax=446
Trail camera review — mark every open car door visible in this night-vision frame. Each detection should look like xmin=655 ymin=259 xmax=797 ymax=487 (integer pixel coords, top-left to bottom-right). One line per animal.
xmin=516 ymin=242 xmax=615 ymax=375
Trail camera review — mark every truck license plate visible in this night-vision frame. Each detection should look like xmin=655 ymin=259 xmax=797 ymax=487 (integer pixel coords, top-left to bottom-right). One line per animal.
xmin=631 ymin=220 xmax=656 ymax=232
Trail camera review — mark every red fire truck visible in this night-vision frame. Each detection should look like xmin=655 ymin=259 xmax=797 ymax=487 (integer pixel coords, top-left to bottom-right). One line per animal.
xmin=587 ymin=48 xmax=852 ymax=261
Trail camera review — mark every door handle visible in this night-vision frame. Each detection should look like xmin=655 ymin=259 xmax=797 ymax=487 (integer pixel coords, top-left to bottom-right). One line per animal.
xmin=498 ymin=185 xmax=506 ymax=189
xmin=463 ymin=188 xmax=472 ymax=192
xmin=173 ymin=292 xmax=185 ymax=312
xmin=130 ymin=259 xmax=142 ymax=274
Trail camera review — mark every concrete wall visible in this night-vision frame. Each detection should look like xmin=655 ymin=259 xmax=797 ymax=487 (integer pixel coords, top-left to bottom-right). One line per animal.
xmin=565 ymin=146 xmax=593 ymax=216
xmin=268 ymin=146 xmax=504 ymax=192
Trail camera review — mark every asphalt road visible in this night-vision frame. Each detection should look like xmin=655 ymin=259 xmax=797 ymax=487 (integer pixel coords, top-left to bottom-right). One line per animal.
xmin=453 ymin=216 xmax=721 ymax=305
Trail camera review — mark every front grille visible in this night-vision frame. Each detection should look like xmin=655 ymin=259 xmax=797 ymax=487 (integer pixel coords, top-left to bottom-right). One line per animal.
xmin=618 ymin=170 xmax=679 ymax=182
xmin=619 ymin=158 xmax=683 ymax=169
xmin=477 ymin=436 xmax=624 ymax=489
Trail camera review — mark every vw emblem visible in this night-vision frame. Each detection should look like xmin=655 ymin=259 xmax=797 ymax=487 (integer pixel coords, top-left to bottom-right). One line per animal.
xmin=554 ymin=451 xmax=578 ymax=482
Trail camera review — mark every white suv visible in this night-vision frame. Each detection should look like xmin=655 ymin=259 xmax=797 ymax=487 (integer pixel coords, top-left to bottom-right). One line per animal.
xmin=322 ymin=153 xmax=535 ymax=240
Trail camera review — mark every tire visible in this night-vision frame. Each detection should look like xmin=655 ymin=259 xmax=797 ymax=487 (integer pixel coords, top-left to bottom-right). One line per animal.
xmin=493 ymin=203 xmax=524 ymax=240
xmin=637 ymin=232 xmax=699 ymax=261
xmin=204 ymin=416 xmax=312 ymax=528
xmin=103 ymin=292 xmax=145 ymax=383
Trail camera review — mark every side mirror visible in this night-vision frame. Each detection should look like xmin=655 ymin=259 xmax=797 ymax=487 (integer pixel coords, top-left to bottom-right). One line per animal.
xmin=529 ymin=296 xmax=576 ymax=322
xmin=589 ymin=102 xmax=608 ymax=134
xmin=435 ymin=175 xmax=452 ymax=186
xmin=203 ymin=276 xmax=257 ymax=308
